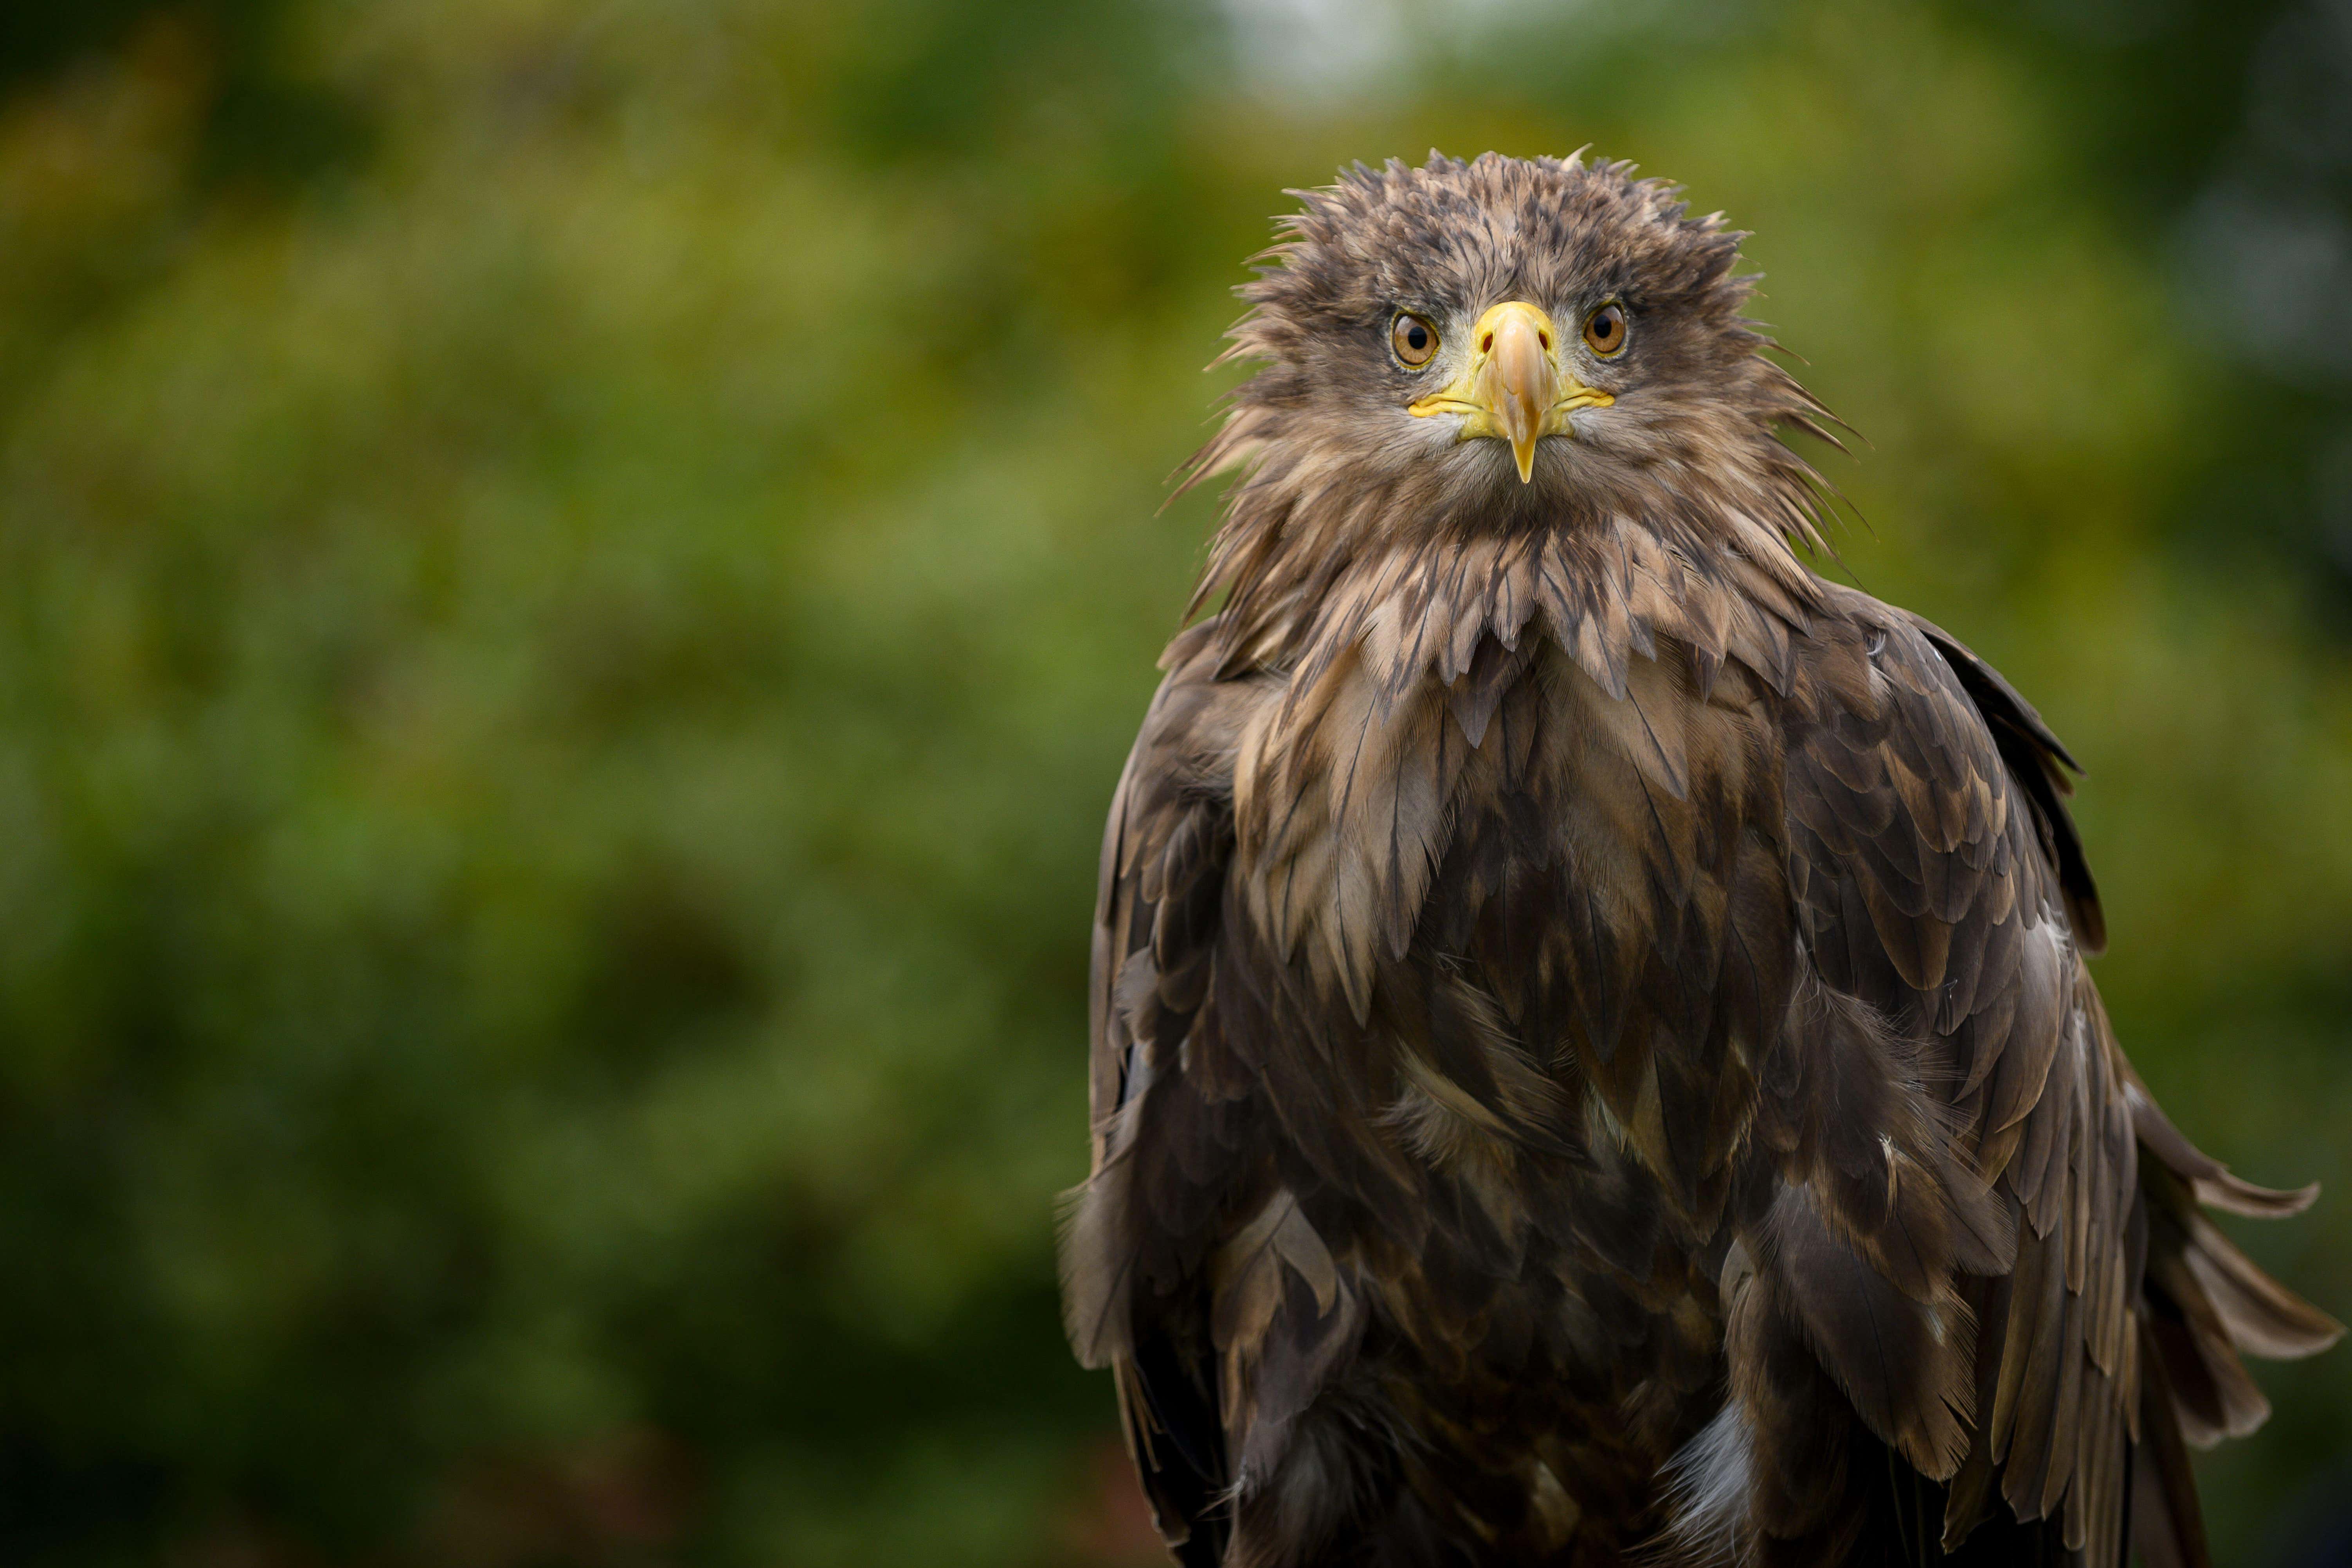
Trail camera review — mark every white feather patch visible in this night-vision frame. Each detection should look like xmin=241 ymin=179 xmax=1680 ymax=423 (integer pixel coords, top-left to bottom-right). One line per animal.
xmin=1657 ymin=1402 xmax=1754 ymax=1565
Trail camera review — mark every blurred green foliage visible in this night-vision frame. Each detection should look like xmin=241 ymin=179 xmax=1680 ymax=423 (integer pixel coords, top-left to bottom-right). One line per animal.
xmin=0 ymin=0 xmax=2348 ymax=1563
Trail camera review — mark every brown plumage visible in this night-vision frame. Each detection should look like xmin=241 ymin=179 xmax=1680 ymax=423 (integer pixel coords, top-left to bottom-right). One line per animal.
xmin=1058 ymin=151 xmax=2338 ymax=1567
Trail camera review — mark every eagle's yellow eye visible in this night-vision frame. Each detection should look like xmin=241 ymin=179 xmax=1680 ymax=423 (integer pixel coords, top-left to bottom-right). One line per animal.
xmin=1391 ymin=315 xmax=1439 ymax=367
xmin=1583 ymin=302 xmax=1627 ymax=357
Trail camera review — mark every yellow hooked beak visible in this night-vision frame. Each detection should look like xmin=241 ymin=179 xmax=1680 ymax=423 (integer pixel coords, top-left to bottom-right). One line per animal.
xmin=1407 ymin=301 xmax=1614 ymax=482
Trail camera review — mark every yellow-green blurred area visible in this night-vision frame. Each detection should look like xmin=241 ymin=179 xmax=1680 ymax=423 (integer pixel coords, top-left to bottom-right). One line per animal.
xmin=3 ymin=0 xmax=2352 ymax=1562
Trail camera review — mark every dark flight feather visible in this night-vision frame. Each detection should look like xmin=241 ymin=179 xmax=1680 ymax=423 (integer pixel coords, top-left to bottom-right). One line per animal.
xmin=1061 ymin=152 xmax=2336 ymax=1567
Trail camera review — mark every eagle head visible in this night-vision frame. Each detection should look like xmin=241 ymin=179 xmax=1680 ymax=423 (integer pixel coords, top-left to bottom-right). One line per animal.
xmin=1192 ymin=151 xmax=1832 ymax=538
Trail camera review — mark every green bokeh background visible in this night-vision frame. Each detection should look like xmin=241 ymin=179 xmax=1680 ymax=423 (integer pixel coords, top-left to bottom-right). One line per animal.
xmin=1 ymin=0 xmax=2349 ymax=1562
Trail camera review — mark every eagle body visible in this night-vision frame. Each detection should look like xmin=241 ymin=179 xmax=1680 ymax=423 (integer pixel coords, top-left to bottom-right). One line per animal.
xmin=1060 ymin=154 xmax=2336 ymax=1567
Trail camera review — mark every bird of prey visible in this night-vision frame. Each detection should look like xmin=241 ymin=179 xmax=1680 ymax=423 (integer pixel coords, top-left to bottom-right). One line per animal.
xmin=1059 ymin=152 xmax=2338 ymax=1567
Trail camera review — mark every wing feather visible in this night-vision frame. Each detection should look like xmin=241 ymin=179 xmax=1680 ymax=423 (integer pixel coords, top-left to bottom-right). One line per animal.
xmin=1740 ymin=587 xmax=2337 ymax=1565
xmin=1059 ymin=622 xmax=1273 ymax=1562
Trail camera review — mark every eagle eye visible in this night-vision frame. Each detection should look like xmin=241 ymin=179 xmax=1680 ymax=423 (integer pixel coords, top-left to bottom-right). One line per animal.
xmin=1583 ymin=302 xmax=1628 ymax=357
xmin=1391 ymin=314 xmax=1439 ymax=367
